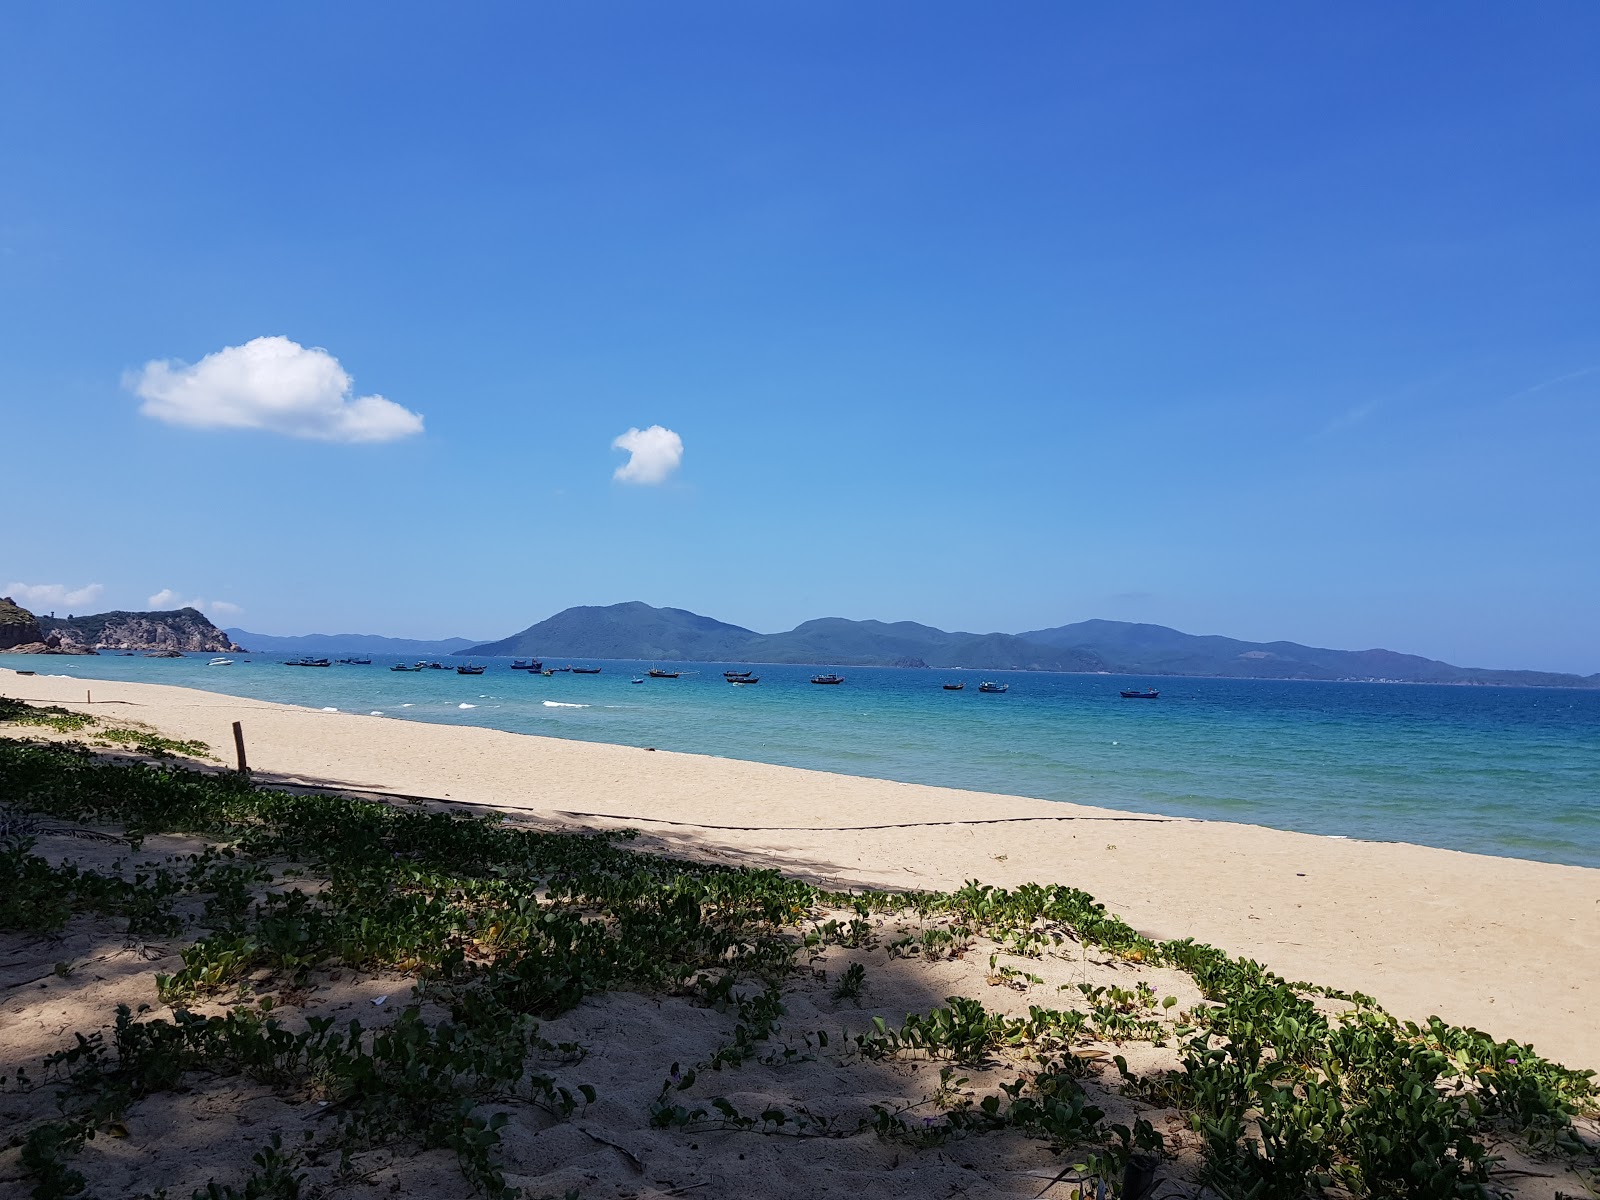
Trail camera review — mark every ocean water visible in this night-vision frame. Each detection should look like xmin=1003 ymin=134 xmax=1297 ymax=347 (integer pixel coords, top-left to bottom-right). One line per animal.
xmin=11 ymin=654 xmax=1599 ymax=868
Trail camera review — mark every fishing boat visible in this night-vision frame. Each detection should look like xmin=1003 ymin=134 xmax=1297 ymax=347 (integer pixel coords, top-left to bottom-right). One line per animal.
xmin=647 ymin=668 xmax=680 ymax=679
xmin=942 ymin=682 xmax=964 ymax=690
xmin=1120 ymin=688 xmax=1160 ymax=699
xmin=208 ymin=657 xmax=234 ymax=667
xmin=390 ymin=662 xmax=423 ymax=672
xmin=424 ymin=662 xmax=447 ymax=670
xmin=723 ymin=670 xmax=753 ymax=679
xmin=541 ymin=669 xmax=554 ymax=676
xmin=729 ymin=676 xmax=760 ymax=684
xmin=284 ymin=657 xmax=332 ymax=668
xmin=337 ymin=657 xmax=371 ymax=665
xmin=977 ymin=681 xmax=1008 ymax=693
xmin=510 ymin=659 xmax=543 ymax=671
xmin=810 ymin=673 xmax=845 ymax=685
xmin=630 ymin=677 xmax=645 ymax=684
xmin=457 ymin=664 xmax=486 ymax=675
xmin=571 ymin=666 xmax=602 ymax=674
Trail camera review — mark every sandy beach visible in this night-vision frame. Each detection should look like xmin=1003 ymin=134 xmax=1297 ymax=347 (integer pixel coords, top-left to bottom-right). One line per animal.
xmin=5 ymin=665 xmax=1596 ymax=1076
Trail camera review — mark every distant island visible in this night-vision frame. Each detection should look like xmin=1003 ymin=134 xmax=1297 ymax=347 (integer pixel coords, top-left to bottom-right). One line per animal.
xmin=0 ymin=598 xmax=240 ymax=654
xmin=463 ymin=601 xmax=1600 ymax=688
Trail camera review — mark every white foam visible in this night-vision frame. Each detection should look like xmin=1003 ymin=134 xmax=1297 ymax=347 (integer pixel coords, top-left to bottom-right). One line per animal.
xmin=321 ymin=707 xmax=338 ymax=712
xmin=458 ymin=703 xmax=477 ymax=709
xmin=543 ymin=701 xmax=589 ymax=709
xmin=400 ymin=703 xmax=413 ymax=708
xmin=370 ymin=711 xmax=384 ymax=716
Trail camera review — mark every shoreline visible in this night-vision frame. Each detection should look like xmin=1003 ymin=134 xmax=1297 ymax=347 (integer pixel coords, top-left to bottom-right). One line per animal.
xmin=4 ymin=664 xmax=1598 ymax=1074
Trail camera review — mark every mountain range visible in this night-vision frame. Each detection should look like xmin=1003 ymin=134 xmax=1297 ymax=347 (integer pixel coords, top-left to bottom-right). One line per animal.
xmin=224 ymin=630 xmax=479 ymax=657
xmin=6 ymin=597 xmax=1591 ymax=686
xmin=463 ymin=602 xmax=1599 ymax=687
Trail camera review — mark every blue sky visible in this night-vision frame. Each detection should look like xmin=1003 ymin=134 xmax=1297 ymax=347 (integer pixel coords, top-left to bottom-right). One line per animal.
xmin=2 ymin=3 xmax=1597 ymax=672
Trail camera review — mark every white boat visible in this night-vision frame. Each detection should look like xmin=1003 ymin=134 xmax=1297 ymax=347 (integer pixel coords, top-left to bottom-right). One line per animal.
xmin=208 ymin=657 xmax=234 ymax=666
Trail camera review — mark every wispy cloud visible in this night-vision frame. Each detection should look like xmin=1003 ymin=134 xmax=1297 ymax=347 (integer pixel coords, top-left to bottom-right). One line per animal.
xmin=127 ymin=336 xmax=424 ymax=443
xmin=4 ymin=581 xmax=104 ymax=610
xmin=1504 ymin=366 xmax=1599 ymax=404
xmin=148 ymin=589 xmax=242 ymax=617
xmin=1319 ymin=397 xmax=1382 ymax=437
xmin=612 ymin=425 xmax=684 ymax=485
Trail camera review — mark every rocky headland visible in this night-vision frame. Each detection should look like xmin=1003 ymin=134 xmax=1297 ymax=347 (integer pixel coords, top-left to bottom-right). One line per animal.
xmin=0 ymin=596 xmax=46 ymax=651
xmin=0 ymin=600 xmax=242 ymax=654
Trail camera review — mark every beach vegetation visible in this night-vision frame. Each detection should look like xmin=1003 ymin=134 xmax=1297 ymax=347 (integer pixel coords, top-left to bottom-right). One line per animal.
xmin=92 ymin=725 xmax=214 ymax=759
xmin=0 ymin=734 xmax=1595 ymax=1198
xmin=0 ymin=696 xmax=94 ymax=733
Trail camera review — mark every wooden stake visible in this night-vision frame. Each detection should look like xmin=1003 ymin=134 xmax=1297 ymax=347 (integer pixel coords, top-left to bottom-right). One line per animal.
xmin=87 ymin=690 xmax=92 ymax=705
xmin=232 ymin=720 xmax=248 ymax=774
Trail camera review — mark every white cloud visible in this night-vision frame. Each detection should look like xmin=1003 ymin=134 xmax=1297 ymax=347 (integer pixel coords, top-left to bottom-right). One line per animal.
xmin=4 ymin=582 xmax=105 ymax=610
xmin=611 ymin=425 xmax=684 ymax=485
xmin=127 ymin=336 xmax=424 ymax=443
xmin=148 ymin=589 xmax=242 ymax=618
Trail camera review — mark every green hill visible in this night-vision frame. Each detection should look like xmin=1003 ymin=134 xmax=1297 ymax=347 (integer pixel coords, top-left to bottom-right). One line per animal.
xmin=466 ymin=602 xmax=759 ymax=661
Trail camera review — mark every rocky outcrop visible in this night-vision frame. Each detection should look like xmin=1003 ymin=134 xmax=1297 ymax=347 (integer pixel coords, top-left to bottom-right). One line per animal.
xmin=37 ymin=607 xmax=243 ymax=653
xmin=0 ymin=597 xmax=44 ymax=650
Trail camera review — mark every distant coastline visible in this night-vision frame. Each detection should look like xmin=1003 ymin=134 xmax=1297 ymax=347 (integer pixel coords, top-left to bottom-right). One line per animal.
xmin=7 ymin=594 xmax=1593 ymax=686
xmin=459 ymin=602 xmax=1600 ymax=687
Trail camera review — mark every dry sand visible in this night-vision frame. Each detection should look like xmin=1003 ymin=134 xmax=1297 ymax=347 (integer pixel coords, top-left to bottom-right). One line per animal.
xmin=5 ymin=667 xmax=1596 ymax=1075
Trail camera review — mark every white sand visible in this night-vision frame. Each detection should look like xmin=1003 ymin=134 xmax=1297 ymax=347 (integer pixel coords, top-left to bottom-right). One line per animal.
xmin=5 ymin=667 xmax=1598 ymax=1074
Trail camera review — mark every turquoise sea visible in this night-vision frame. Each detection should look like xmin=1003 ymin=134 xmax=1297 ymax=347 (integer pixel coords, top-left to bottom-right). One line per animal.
xmin=11 ymin=654 xmax=1599 ymax=869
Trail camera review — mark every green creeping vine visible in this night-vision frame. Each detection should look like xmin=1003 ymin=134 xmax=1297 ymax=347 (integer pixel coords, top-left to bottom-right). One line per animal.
xmin=0 ymin=732 xmax=1596 ymax=1200
xmin=0 ymin=696 xmax=95 ymax=733
xmin=33 ymin=1000 xmax=590 ymax=1199
xmin=0 ymin=696 xmax=211 ymax=757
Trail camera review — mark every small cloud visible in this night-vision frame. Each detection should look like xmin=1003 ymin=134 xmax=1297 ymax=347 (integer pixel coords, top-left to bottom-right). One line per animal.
xmin=611 ymin=424 xmax=684 ymax=485
xmin=148 ymin=589 xmax=242 ymax=617
xmin=4 ymin=582 xmax=105 ymax=610
xmin=126 ymin=336 xmax=424 ymax=443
